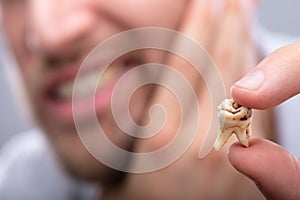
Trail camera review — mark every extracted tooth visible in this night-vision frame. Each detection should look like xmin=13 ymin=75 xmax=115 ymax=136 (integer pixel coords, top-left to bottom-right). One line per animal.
xmin=214 ymin=99 xmax=252 ymax=151
xmin=214 ymin=127 xmax=232 ymax=151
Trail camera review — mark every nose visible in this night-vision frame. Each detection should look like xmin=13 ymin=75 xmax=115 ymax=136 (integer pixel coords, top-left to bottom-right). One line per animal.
xmin=27 ymin=0 xmax=95 ymax=57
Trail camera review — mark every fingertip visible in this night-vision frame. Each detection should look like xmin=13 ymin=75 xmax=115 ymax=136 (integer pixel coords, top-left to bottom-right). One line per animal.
xmin=230 ymin=83 xmax=254 ymax=108
xmin=230 ymin=84 xmax=271 ymax=109
xmin=228 ymin=138 xmax=278 ymax=166
xmin=232 ymin=42 xmax=300 ymax=109
xmin=230 ymin=84 xmax=247 ymax=107
xmin=228 ymin=138 xmax=300 ymax=199
xmin=227 ymin=138 xmax=262 ymax=170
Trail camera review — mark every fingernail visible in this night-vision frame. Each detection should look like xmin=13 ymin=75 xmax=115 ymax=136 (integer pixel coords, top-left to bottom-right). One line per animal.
xmin=234 ymin=70 xmax=264 ymax=90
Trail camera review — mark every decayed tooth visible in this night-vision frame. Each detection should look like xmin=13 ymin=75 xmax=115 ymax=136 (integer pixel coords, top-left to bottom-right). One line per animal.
xmin=214 ymin=99 xmax=252 ymax=151
xmin=98 ymin=66 xmax=121 ymax=88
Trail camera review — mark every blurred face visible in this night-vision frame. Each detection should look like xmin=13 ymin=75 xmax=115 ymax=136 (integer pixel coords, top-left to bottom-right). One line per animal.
xmin=0 ymin=0 xmax=187 ymax=183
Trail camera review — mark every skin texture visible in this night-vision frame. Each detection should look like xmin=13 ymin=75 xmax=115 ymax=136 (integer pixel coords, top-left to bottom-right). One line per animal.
xmin=1 ymin=0 xmax=188 ymax=182
xmin=1 ymin=0 xmax=275 ymax=199
xmin=231 ymin=42 xmax=300 ymax=109
xmin=230 ymin=42 xmax=300 ymax=200
xmin=228 ymin=138 xmax=300 ymax=200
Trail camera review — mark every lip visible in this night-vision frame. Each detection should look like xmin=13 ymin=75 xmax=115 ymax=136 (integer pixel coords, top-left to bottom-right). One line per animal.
xmin=42 ymin=57 xmax=139 ymax=124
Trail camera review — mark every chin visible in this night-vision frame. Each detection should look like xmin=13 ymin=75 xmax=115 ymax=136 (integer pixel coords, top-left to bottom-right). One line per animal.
xmin=38 ymin=109 xmax=133 ymax=185
xmin=51 ymin=131 xmax=127 ymax=186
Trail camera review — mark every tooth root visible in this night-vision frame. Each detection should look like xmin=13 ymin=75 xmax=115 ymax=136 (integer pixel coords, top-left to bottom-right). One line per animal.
xmin=246 ymin=126 xmax=251 ymax=139
xmin=214 ymin=129 xmax=232 ymax=151
xmin=235 ymin=130 xmax=249 ymax=148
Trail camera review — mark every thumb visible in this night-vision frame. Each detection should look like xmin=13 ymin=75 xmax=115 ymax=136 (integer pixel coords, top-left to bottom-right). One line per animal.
xmin=228 ymin=138 xmax=300 ymax=200
xmin=231 ymin=41 xmax=300 ymax=109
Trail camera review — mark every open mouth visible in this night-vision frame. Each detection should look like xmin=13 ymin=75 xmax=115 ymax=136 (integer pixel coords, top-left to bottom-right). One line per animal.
xmin=56 ymin=64 xmax=126 ymax=101
xmin=44 ymin=56 xmax=140 ymax=122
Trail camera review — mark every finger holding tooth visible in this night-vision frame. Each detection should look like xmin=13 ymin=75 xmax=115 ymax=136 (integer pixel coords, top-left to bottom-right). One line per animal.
xmin=214 ymin=98 xmax=252 ymax=151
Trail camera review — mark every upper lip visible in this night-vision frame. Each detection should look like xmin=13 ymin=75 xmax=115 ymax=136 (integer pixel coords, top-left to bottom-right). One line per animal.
xmin=43 ymin=62 xmax=82 ymax=101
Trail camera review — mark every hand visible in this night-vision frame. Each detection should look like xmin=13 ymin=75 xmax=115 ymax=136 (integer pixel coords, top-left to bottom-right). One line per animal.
xmin=231 ymin=41 xmax=300 ymax=109
xmin=230 ymin=42 xmax=300 ymax=200
xmin=228 ymin=138 xmax=300 ymax=200
xmin=102 ymin=0 xmax=270 ymax=199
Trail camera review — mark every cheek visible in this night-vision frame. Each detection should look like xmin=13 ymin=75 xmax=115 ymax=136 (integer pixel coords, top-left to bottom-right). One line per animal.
xmin=1 ymin=12 xmax=38 ymax=95
xmin=101 ymin=0 xmax=187 ymax=29
xmin=1 ymin=3 xmax=26 ymax=57
xmin=1 ymin=6 xmax=40 ymax=88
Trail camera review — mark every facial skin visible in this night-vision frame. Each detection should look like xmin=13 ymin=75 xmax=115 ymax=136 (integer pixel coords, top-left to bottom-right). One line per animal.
xmin=0 ymin=0 xmax=187 ymax=182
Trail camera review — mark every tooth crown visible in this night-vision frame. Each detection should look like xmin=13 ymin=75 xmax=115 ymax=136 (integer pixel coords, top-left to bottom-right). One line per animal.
xmin=214 ymin=99 xmax=252 ymax=151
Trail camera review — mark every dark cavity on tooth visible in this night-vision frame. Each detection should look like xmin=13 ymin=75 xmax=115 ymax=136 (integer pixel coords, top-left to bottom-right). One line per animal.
xmin=232 ymin=102 xmax=242 ymax=109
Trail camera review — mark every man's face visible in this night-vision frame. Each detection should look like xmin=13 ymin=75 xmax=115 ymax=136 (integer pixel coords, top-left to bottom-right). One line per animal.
xmin=0 ymin=0 xmax=187 ymax=181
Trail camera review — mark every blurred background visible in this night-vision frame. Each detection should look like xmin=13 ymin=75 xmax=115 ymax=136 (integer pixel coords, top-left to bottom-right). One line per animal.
xmin=1 ymin=0 xmax=300 ymax=155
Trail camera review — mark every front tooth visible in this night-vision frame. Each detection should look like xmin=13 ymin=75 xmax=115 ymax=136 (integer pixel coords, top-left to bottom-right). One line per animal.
xmin=73 ymin=72 xmax=100 ymax=99
xmin=57 ymin=66 xmax=122 ymax=100
xmin=58 ymin=72 xmax=99 ymax=100
xmin=57 ymin=80 xmax=74 ymax=100
xmin=98 ymin=66 xmax=121 ymax=88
